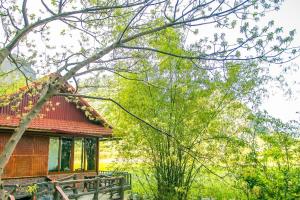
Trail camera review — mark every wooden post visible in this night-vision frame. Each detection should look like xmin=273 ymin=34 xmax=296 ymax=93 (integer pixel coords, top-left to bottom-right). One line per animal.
xmin=73 ymin=174 xmax=78 ymax=200
xmin=11 ymin=185 xmax=17 ymax=198
xmin=32 ymin=193 xmax=37 ymax=200
xmin=9 ymin=194 xmax=15 ymax=200
xmin=93 ymin=177 xmax=99 ymax=200
xmin=109 ymin=179 xmax=113 ymax=199
xmin=119 ymin=177 xmax=125 ymax=200
xmin=53 ymin=182 xmax=59 ymax=200
xmin=96 ymin=137 xmax=100 ymax=176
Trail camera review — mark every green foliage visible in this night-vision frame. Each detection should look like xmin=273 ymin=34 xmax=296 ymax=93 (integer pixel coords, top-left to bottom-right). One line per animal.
xmin=0 ymin=69 xmax=26 ymax=108
xmin=90 ymin=28 xmax=265 ymax=200
xmin=196 ymin=174 xmax=246 ymax=200
xmin=87 ymin=25 xmax=300 ymax=198
xmin=0 ymin=72 xmax=25 ymax=96
xmin=26 ymin=184 xmax=38 ymax=195
xmin=232 ymin=114 xmax=300 ymax=200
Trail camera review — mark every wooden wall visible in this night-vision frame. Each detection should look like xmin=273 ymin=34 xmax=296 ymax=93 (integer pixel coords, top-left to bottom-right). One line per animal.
xmin=0 ymin=132 xmax=49 ymax=178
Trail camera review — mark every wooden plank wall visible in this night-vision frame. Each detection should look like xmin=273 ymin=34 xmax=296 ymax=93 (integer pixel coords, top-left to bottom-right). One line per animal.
xmin=0 ymin=132 xmax=49 ymax=178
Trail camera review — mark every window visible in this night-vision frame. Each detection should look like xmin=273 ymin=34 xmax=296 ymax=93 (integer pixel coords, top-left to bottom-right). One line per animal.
xmin=48 ymin=137 xmax=98 ymax=172
xmin=74 ymin=139 xmax=83 ymax=171
xmin=48 ymin=138 xmax=59 ymax=172
xmin=60 ymin=138 xmax=72 ymax=171
xmin=84 ymin=138 xmax=97 ymax=171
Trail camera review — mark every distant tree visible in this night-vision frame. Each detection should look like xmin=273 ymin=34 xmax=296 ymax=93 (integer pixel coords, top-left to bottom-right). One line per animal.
xmin=227 ymin=113 xmax=300 ymax=200
xmin=0 ymin=0 xmax=299 ymax=198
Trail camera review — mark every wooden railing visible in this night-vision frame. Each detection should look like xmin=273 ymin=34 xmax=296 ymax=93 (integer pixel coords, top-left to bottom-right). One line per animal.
xmin=56 ymin=176 xmax=129 ymax=199
xmin=99 ymin=170 xmax=132 ymax=188
xmin=4 ymin=171 xmax=131 ymax=200
xmin=54 ymin=184 xmax=70 ymax=200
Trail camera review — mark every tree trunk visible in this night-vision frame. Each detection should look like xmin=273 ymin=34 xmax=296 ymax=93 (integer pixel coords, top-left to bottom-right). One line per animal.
xmin=0 ymin=48 xmax=9 ymax=66
xmin=0 ymin=82 xmax=57 ymax=199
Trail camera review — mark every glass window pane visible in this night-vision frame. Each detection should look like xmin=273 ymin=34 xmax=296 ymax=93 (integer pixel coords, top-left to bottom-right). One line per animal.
xmin=74 ymin=138 xmax=83 ymax=171
xmin=48 ymin=137 xmax=59 ymax=172
xmin=84 ymin=138 xmax=97 ymax=171
xmin=61 ymin=138 xmax=72 ymax=171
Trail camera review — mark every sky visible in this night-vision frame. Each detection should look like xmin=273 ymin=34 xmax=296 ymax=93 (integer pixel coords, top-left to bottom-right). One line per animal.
xmin=260 ymin=0 xmax=300 ymax=122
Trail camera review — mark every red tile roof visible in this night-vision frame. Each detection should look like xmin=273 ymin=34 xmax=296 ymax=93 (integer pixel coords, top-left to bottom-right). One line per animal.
xmin=0 ymin=76 xmax=113 ymax=137
xmin=0 ymin=115 xmax=112 ymax=136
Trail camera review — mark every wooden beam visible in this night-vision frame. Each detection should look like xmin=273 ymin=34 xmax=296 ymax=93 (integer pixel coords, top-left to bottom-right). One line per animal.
xmin=96 ymin=137 xmax=99 ymax=175
xmin=70 ymin=137 xmax=74 ymax=172
xmin=58 ymin=137 xmax=62 ymax=172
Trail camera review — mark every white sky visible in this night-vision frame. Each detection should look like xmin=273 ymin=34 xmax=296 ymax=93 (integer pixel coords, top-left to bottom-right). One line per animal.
xmin=260 ymin=0 xmax=300 ymax=122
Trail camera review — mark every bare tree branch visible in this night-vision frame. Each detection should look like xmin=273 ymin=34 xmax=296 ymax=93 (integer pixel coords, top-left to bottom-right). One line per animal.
xmin=22 ymin=0 xmax=29 ymax=27
xmin=5 ymin=0 xmax=149 ymax=51
xmin=7 ymin=53 xmax=30 ymax=88
xmin=56 ymin=92 xmax=173 ymax=138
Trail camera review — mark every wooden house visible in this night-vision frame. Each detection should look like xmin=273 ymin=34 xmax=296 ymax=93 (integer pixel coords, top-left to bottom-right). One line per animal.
xmin=0 ymin=81 xmax=112 ymax=181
